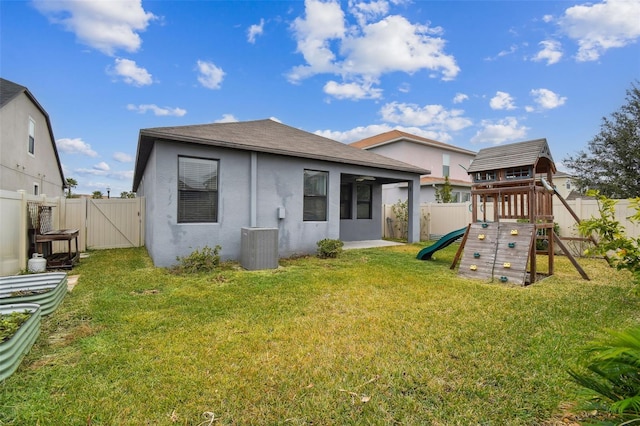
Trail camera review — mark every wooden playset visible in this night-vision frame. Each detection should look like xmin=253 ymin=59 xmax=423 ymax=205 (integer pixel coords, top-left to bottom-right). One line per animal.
xmin=450 ymin=139 xmax=589 ymax=285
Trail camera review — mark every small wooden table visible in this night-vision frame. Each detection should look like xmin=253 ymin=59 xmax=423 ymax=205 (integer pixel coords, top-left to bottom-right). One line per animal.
xmin=32 ymin=205 xmax=79 ymax=269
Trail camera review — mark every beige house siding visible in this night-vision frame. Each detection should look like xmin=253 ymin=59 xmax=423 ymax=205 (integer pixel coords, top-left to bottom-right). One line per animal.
xmin=0 ymin=86 xmax=64 ymax=196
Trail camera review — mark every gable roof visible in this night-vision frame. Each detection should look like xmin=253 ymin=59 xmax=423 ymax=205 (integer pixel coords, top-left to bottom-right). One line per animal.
xmin=350 ymin=129 xmax=476 ymax=155
xmin=133 ymin=119 xmax=430 ymax=191
xmin=467 ymin=138 xmax=556 ymax=175
xmin=0 ymin=78 xmax=66 ymax=187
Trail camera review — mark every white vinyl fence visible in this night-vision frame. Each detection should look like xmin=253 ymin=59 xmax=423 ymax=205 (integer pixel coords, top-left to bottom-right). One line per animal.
xmin=384 ymin=198 xmax=640 ymax=243
xmin=0 ymin=190 xmax=144 ymax=276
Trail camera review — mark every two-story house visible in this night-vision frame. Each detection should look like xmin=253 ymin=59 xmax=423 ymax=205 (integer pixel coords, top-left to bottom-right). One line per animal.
xmin=0 ymin=78 xmax=65 ymax=196
xmin=350 ymin=130 xmax=477 ymax=204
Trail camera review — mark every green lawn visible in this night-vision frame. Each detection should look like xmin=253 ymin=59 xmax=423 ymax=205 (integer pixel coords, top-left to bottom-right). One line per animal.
xmin=1 ymin=243 xmax=638 ymax=425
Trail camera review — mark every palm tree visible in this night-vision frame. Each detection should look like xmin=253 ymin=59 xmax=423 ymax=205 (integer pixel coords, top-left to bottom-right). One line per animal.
xmin=65 ymin=177 xmax=78 ymax=198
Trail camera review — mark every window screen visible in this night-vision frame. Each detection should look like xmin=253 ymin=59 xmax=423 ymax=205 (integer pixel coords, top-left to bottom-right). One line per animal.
xmin=356 ymin=184 xmax=372 ymax=219
xmin=303 ymin=170 xmax=327 ymax=221
xmin=340 ymin=183 xmax=352 ymax=219
xmin=178 ymin=156 xmax=218 ymax=223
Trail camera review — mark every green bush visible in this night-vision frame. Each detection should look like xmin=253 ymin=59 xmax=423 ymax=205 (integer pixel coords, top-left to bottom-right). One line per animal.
xmin=174 ymin=245 xmax=221 ymax=274
xmin=568 ymin=326 xmax=640 ymax=425
xmin=578 ymin=191 xmax=640 ymax=294
xmin=316 ymin=238 xmax=344 ymax=259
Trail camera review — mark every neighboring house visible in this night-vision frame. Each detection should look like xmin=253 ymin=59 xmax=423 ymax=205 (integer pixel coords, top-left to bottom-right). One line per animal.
xmin=350 ymin=130 xmax=476 ymax=204
xmin=132 ymin=119 xmax=428 ymax=267
xmin=0 ymin=78 xmax=65 ymax=196
xmin=552 ymin=171 xmax=578 ymax=199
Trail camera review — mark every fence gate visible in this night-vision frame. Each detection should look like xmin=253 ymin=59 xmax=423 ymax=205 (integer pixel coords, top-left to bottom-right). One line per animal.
xmin=86 ymin=198 xmax=144 ymax=249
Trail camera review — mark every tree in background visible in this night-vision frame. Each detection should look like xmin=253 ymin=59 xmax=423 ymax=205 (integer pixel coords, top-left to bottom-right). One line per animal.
xmin=120 ymin=191 xmax=136 ymax=198
xmin=435 ymin=176 xmax=453 ymax=203
xmin=65 ymin=177 xmax=78 ymax=198
xmin=92 ymin=191 xmax=103 ymax=199
xmin=563 ymin=81 xmax=640 ymax=198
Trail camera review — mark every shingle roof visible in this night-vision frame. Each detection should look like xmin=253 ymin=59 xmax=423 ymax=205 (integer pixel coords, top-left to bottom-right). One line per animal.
xmin=350 ymin=129 xmax=476 ymax=155
xmin=467 ymin=138 xmax=556 ymax=174
xmin=133 ymin=119 xmax=430 ymax=191
xmin=0 ymin=78 xmax=28 ymax=109
xmin=420 ymin=176 xmax=472 ymax=187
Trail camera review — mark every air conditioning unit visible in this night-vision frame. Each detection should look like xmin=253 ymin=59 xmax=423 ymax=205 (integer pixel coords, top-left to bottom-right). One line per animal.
xmin=240 ymin=227 xmax=279 ymax=270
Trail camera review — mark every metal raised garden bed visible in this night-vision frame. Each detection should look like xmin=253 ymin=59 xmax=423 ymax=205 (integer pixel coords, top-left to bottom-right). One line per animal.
xmin=0 ymin=272 xmax=68 ymax=316
xmin=0 ymin=303 xmax=41 ymax=381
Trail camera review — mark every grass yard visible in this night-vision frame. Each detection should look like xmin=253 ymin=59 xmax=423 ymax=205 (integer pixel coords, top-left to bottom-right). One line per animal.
xmin=1 ymin=243 xmax=638 ymax=425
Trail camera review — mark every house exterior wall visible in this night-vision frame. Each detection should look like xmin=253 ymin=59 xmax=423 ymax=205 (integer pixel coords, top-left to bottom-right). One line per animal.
xmin=362 ymin=140 xmax=474 ymax=204
xmin=382 ymin=182 xmax=471 ymax=204
xmin=338 ymin=184 xmax=383 ymax=242
xmin=138 ymin=140 xmax=419 ymax=267
xmin=367 ymin=141 xmax=474 ymax=182
xmin=0 ymin=93 xmax=63 ymax=196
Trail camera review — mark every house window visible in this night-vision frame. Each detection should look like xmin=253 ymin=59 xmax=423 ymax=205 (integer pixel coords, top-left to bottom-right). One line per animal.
xmin=442 ymin=154 xmax=450 ymax=177
xmin=28 ymin=117 xmax=35 ymax=155
xmin=33 ymin=183 xmax=39 ymax=195
xmin=340 ymin=183 xmax=352 ymax=219
xmin=505 ymin=166 xmax=531 ymax=179
xmin=177 ymin=156 xmax=218 ymax=223
xmin=474 ymin=171 xmax=496 ymax=182
xmin=356 ymin=184 xmax=372 ymax=219
xmin=304 ymin=169 xmax=327 ymax=221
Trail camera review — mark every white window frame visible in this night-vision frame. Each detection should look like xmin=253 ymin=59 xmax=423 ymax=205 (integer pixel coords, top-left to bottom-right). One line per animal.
xmin=28 ymin=117 xmax=35 ymax=155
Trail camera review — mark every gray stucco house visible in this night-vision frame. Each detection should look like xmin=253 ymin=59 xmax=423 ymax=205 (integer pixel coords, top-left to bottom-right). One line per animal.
xmin=0 ymin=78 xmax=65 ymax=196
xmin=132 ymin=119 xmax=428 ymax=267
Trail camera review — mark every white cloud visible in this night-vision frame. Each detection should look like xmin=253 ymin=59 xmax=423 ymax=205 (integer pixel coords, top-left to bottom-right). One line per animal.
xmin=113 ymin=152 xmax=133 ymax=163
xmin=288 ymin=0 xmax=459 ymax=99
xmin=485 ymin=44 xmax=519 ymax=61
xmin=532 ymin=40 xmax=563 ymax=65
xmin=33 ymin=0 xmax=156 ymax=55
xmin=471 ymin=117 xmax=529 ymax=145
xmin=110 ymin=58 xmax=153 ymax=86
xmin=56 ymin=138 xmax=98 ymax=157
xmin=94 ymin=161 xmax=110 ymax=172
xmin=289 ymin=0 xmax=345 ymax=82
xmin=542 ymin=14 xmax=554 ymax=23
xmin=340 ymin=15 xmax=459 ymax=80
xmin=489 ymin=91 xmax=516 ymax=110
xmin=323 ymin=80 xmax=383 ymax=100
xmin=75 ymin=169 xmax=133 ymax=180
xmin=529 ymin=88 xmax=567 ymax=110
xmin=379 ymin=101 xmax=473 ymax=132
xmin=348 ymin=0 xmax=390 ymax=26
xmin=196 ymin=60 xmax=225 ymax=89
xmin=315 ymin=123 xmax=444 ymax=143
xmin=247 ymin=18 xmax=265 ymax=43
xmin=559 ymin=0 xmax=640 ymax=61
xmin=214 ymin=114 xmax=239 ymax=123
xmin=453 ymin=93 xmax=468 ymax=104
xmin=126 ymin=104 xmax=187 ymax=116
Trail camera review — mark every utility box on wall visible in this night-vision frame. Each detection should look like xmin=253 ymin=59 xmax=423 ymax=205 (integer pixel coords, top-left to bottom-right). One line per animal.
xmin=240 ymin=227 xmax=279 ymax=270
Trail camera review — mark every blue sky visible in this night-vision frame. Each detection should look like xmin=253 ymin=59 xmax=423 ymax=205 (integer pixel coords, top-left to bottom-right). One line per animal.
xmin=1 ymin=0 xmax=639 ymax=196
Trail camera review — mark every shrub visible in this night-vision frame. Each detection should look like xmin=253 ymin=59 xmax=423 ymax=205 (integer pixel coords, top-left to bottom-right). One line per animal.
xmin=391 ymin=199 xmax=408 ymax=240
xmin=174 ymin=245 xmax=221 ymax=274
xmin=578 ymin=191 xmax=640 ymax=294
xmin=316 ymin=239 xmax=344 ymax=259
xmin=568 ymin=326 xmax=640 ymax=424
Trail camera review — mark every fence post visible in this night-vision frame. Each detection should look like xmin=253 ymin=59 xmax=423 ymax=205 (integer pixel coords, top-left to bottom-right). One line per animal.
xmin=18 ymin=190 xmax=27 ymax=271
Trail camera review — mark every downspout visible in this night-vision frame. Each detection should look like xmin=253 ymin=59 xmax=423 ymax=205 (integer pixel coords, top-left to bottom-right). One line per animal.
xmin=250 ymin=152 xmax=257 ymax=227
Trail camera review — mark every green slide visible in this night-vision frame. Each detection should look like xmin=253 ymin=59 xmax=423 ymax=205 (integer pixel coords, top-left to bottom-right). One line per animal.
xmin=416 ymin=227 xmax=467 ymax=260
